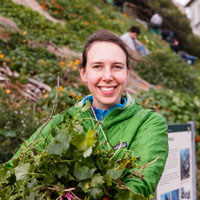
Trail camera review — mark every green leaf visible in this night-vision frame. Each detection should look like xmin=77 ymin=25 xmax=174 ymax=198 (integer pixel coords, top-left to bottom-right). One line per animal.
xmin=115 ymin=189 xmax=133 ymax=200
xmin=78 ymin=181 xmax=90 ymax=193
xmin=172 ymin=96 xmax=180 ymax=103
xmin=91 ymin=174 xmax=104 ymax=188
xmin=27 ymin=178 xmax=37 ymax=189
xmin=73 ymin=162 xmax=96 ymax=181
xmin=81 ymin=100 xmax=91 ymax=112
xmin=55 ymin=132 xmax=71 ymax=150
xmin=73 ymin=124 xmax=83 ymax=133
xmin=46 ymin=142 xmax=63 ymax=155
xmin=116 ymin=188 xmax=150 ymax=200
xmin=26 ymin=192 xmax=37 ymax=200
xmin=0 ymin=166 xmax=10 ymax=181
xmin=0 ymin=130 xmax=16 ymax=138
xmin=71 ymin=129 xmax=96 ymax=151
xmin=83 ymin=146 xmax=92 ymax=158
xmin=88 ymin=187 xmax=103 ymax=199
xmin=106 ymin=169 xmax=123 ymax=180
xmin=55 ymin=165 xmax=69 ymax=178
xmin=46 ymin=131 xmax=71 ymax=155
xmin=14 ymin=163 xmax=30 ymax=181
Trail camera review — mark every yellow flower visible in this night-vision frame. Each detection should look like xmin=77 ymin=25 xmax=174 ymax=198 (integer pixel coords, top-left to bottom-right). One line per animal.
xmin=23 ymin=31 xmax=28 ymax=36
xmin=74 ymin=59 xmax=80 ymax=65
xmin=72 ymin=66 xmax=77 ymax=71
xmin=100 ymin=15 xmax=104 ymax=19
xmin=84 ymin=21 xmax=89 ymax=26
xmin=60 ymin=61 xmax=65 ymax=67
xmin=0 ymin=54 xmax=4 ymax=59
xmin=5 ymin=89 xmax=11 ymax=94
xmin=94 ymin=21 xmax=98 ymax=24
xmin=68 ymin=61 xmax=73 ymax=67
xmin=69 ymin=90 xmax=74 ymax=96
xmin=58 ymin=86 xmax=64 ymax=92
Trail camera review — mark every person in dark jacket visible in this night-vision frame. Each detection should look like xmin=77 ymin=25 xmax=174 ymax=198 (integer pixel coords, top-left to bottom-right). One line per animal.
xmin=161 ymin=29 xmax=174 ymax=43
xmin=8 ymin=30 xmax=168 ymax=198
xmin=113 ymin=0 xmax=124 ymax=12
xmin=171 ymin=38 xmax=197 ymax=65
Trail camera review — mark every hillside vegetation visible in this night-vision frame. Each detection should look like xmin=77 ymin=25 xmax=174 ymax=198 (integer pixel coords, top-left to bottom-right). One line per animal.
xmin=0 ymin=0 xmax=200 ymax=198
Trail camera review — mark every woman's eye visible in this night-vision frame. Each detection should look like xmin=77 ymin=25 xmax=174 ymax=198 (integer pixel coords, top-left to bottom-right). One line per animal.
xmin=113 ymin=65 xmax=123 ymax=70
xmin=93 ymin=65 xmax=102 ymax=69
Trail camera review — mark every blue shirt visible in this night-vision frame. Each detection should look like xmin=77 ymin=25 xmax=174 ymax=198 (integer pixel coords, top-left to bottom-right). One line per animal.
xmin=83 ymin=95 xmax=127 ymax=121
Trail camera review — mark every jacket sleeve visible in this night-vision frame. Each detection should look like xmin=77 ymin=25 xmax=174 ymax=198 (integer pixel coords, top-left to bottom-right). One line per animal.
xmin=5 ymin=113 xmax=65 ymax=168
xmin=123 ymin=111 xmax=168 ymax=197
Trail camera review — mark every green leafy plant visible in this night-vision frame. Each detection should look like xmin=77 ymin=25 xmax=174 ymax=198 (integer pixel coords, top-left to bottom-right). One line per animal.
xmin=0 ymin=109 xmax=153 ymax=200
xmin=135 ymin=88 xmax=200 ymax=152
xmin=134 ymin=51 xmax=200 ymax=95
xmin=0 ymin=89 xmax=43 ymax=164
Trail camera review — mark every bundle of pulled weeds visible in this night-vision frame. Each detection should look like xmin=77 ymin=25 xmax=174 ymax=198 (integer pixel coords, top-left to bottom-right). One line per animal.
xmin=0 ymin=114 xmax=153 ymax=200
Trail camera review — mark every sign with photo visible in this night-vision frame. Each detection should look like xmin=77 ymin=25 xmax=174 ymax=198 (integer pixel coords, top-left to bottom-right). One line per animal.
xmin=155 ymin=123 xmax=196 ymax=200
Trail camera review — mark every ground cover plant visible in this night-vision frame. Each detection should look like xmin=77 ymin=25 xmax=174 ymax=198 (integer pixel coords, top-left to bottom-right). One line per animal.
xmin=0 ymin=89 xmax=43 ymax=164
xmin=134 ymin=50 xmax=200 ymax=95
xmin=135 ymin=88 xmax=200 ymax=162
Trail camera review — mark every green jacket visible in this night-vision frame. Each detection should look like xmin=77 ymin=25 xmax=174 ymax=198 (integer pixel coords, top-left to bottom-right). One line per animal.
xmin=8 ymin=93 xmax=168 ymax=197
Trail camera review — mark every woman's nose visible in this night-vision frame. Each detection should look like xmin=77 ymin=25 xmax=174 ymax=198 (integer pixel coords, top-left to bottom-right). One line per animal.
xmin=102 ymin=68 xmax=113 ymax=81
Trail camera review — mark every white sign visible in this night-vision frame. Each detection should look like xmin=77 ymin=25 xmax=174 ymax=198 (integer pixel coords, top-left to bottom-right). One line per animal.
xmin=155 ymin=123 xmax=196 ymax=200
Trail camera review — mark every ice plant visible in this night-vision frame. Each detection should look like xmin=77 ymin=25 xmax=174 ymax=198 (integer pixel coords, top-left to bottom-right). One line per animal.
xmin=60 ymin=61 xmax=65 ymax=67
xmin=68 ymin=61 xmax=73 ymax=67
xmin=5 ymin=89 xmax=11 ymax=94
xmin=0 ymin=53 xmax=4 ymax=59
xmin=58 ymin=86 xmax=64 ymax=92
xmin=23 ymin=31 xmax=27 ymax=36
xmin=84 ymin=21 xmax=89 ymax=26
xmin=69 ymin=90 xmax=74 ymax=96
xmin=74 ymin=59 xmax=80 ymax=65
xmin=72 ymin=66 xmax=77 ymax=71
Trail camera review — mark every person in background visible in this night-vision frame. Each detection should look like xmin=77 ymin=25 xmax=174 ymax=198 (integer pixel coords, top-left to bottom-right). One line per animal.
xmin=149 ymin=11 xmax=163 ymax=35
xmin=113 ymin=0 xmax=124 ymax=13
xmin=170 ymin=38 xmax=197 ymax=66
xmin=121 ymin=25 xmax=149 ymax=56
xmin=161 ymin=29 xmax=174 ymax=44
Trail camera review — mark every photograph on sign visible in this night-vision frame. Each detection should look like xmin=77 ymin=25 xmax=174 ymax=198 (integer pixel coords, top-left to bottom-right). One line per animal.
xmin=171 ymin=189 xmax=179 ymax=200
xmin=160 ymin=192 xmax=170 ymax=200
xmin=180 ymin=148 xmax=190 ymax=180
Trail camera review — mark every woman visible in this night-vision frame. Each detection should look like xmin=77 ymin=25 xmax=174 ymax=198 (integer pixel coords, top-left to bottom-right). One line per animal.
xmin=8 ymin=30 xmax=168 ymax=197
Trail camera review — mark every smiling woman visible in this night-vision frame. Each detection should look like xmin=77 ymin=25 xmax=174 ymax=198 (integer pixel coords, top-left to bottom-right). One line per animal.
xmin=79 ymin=41 xmax=129 ymax=110
xmin=8 ymin=30 xmax=168 ymax=198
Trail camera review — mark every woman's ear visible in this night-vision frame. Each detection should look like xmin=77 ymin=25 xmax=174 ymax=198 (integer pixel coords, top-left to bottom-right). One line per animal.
xmin=79 ymin=66 xmax=87 ymax=82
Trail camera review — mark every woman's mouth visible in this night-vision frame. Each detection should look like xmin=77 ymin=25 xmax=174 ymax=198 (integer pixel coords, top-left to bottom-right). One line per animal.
xmin=98 ymin=86 xmax=117 ymax=95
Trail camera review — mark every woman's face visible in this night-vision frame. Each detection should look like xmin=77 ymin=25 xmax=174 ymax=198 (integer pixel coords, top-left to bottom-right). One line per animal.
xmin=79 ymin=41 xmax=129 ymax=110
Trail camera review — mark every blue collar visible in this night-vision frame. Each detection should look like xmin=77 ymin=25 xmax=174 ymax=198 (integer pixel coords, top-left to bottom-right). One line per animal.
xmin=83 ymin=95 xmax=127 ymax=121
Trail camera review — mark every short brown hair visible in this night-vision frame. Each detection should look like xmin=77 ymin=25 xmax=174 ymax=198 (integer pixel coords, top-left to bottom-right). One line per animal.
xmin=81 ymin=29 xmax=134 ymax=68
xmin=129 ymin=25 xmax=141 ymax=35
